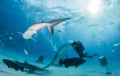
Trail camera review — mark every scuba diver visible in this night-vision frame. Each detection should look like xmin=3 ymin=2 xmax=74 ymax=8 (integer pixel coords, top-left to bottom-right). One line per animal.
xmin=57 ymin=41 xmax=99 ymax=68
xmin=70 ymin=41 xmax=93 ymax=59
xmin=36 ymin=55 xmax=44 ymax=63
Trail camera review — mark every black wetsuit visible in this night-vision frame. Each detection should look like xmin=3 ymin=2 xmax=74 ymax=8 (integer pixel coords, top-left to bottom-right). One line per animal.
xmin=71 ymin=41 xmax=85 ymax=58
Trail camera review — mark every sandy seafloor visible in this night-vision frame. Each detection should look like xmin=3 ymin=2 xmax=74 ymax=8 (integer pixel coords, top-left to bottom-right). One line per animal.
xmin=0 ymin=49 xmax=120 ymax=76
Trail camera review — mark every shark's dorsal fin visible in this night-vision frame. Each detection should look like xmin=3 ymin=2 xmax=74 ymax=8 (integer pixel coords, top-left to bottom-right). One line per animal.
xmin=24 ymin=60 xmax=29 ymax=64
xmin=15 ymin=60 xmax=18 ymax=63
xmin=47 ymin=24 xmax=54 ymax=34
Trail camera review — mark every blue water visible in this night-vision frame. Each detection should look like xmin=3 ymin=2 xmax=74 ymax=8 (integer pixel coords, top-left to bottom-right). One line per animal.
xmin=0 ymin=0 xmax=120 ymax=76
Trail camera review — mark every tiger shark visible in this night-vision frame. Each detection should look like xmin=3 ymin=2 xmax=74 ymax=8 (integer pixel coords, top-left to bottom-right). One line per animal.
xmin=23 ymin=18 xmax=70 ymax=39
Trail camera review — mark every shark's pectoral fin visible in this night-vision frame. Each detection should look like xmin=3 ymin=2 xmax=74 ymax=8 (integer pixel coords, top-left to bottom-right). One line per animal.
xmin=15 ymin=68 xmax=18 ymax=71
xmin=47 ymin=25 xmax=54 ymax=35
xmin=75 ymin=65 xmax=79 ymax=68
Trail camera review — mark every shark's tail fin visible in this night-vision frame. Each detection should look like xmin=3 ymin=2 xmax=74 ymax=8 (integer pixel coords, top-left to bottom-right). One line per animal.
xmin=47 ymin=17 xmax=71 ymax=35
xmin=15 ymin=65 xmax=24 ymax=72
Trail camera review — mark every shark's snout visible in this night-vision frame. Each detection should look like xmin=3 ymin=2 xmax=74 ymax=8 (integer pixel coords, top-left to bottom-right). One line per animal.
xmin=2 ymin=59 xmax=7 ymax=64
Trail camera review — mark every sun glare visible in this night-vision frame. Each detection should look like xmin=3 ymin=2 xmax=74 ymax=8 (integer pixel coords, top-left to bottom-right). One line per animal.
xmin=87 ymin=0 xmax=103 ymax=15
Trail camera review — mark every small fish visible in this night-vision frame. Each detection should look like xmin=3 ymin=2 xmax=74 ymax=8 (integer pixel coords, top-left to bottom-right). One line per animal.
xmin=108 ymin=21 xmax=114 ymax=25
xmin=46 ymin=39 xmax=52 ymax=43
xmin=57 ymin=30 xmax=62 ymax=33
xmin=11 ymin=32 xmax=14 ymax=35
xmin=9 ymin=36 xmax=13 ymax=40
xmin=24 ymin=49 xmax=28 ymax=55
xmin=113 ymin=42 xmax=120 ymax=46
xmin=31 ymin=37 xmax=37 ymax=42
xmin=88 ymin=24 xmax=98 ymax=27
xmin=111 ymin=49 xmax=116 ymax=53
xmin=17 ymin=32 xmax=23 ymax=35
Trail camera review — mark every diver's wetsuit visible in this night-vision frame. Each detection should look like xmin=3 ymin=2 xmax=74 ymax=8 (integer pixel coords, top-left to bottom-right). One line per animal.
xmin=71 ymin=41 xmax=92 ymax=59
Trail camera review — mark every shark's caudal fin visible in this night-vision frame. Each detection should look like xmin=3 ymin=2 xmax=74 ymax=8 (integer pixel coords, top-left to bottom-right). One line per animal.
xmin=42 ymin=43 xmax=70 ymax=69
xmin=47 ymin=18 xmax=71 ymax=34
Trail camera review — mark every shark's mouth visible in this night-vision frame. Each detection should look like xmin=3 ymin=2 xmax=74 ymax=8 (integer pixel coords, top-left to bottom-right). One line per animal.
xmin=23 ymin=29 xmax=37 ymax=39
